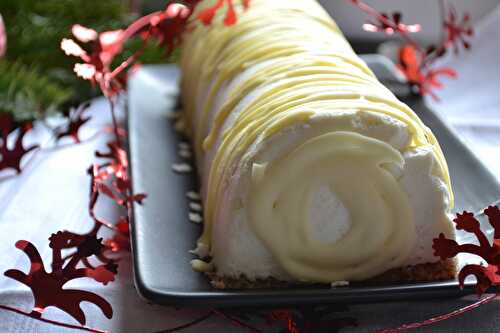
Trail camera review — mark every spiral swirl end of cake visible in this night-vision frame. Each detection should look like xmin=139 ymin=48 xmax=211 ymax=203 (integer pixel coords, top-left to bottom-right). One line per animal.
xmin=247 ymin=131 xmax=416 ymax=281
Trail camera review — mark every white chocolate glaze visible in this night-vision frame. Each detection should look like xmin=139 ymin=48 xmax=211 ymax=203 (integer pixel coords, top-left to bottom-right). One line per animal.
xmin=180 ymin=0 xmax=455 ymax=282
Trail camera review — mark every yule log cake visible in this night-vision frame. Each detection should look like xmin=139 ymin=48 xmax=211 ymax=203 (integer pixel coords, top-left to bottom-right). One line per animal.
xmin=179 ymin=0 xmax=456 ymax=288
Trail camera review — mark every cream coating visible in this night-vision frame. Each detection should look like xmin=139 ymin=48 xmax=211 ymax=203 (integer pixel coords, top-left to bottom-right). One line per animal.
xmin=209 ymin=111 xmax=454 ymax=281
xmin=180 ymin=0 xmax=455 ymax=282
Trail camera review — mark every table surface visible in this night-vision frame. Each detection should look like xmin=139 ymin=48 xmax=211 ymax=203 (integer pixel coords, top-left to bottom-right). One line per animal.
xmin=1 ymin=5 xmax=500 ymax=333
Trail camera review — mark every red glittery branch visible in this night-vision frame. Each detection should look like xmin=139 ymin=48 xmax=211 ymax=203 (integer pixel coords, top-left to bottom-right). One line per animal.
xmin=62 ymin=7 xmax=189 ymax=98
xmin=88 ymin=138 xmax=143 ymax=253
xmin=61 ymin=1 xmax=249 ymax=98
xmin=0 ymin=113 xmax=39 ymax=173
xmin=93 ymin=140 xmax=147 ymax=208
xmin=349 ymin=0 xmax=473 ymax=100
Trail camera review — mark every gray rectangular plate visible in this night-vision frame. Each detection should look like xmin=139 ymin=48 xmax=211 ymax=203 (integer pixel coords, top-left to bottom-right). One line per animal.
xmin=128 ymin=62 xmax=500 ymax=307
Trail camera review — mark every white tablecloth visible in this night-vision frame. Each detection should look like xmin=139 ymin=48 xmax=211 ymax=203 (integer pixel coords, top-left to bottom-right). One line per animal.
xmin=1 ymin=4 xmax=499 ymax=333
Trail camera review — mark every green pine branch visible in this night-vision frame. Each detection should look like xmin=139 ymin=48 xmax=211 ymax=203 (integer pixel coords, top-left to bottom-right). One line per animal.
xmin=0 ymin=0 xmax=127 ymax=121
xmin=0 ymin=60 xmax=72 ymax=121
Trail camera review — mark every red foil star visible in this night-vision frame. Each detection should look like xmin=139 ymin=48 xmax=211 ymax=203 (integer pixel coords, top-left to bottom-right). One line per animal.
xmin=0 ymin=114 xmax=39 ymax=173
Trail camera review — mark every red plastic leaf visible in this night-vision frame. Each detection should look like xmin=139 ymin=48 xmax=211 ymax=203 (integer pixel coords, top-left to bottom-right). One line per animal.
xmin=398 ymin=44 xmax=423 ymax=84
xmin=104 ymin=219 xmax=131 ymax=253
xmin=0 ymin=114 xmax=39 ymax=173
xmin=397 ymin=44 xmax=456 ymax=100
xmin=198 ymin=0 xmax=224 ymax=25
xmin=454 ymin=211 xmax=481 ymax=233
xmin=432 ymin=233 xmax=460 ymax=260
xmin=458 ymin=264 xmax=497 ymax=295
xmin=86 ymin=263 xmax=118 ymax=285
xmin=196 ymin=0 xmax=250 ymax=26
xmin=485 ymin=206 xmax=500 ymax=238
xmin=444 ymin=5 xmax=474 ymax=54
xmin=56 ymin=103 xmax=91 ymax=143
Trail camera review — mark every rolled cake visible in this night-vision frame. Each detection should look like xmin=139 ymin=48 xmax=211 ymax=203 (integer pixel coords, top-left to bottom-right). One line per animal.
xmin=180 ymin=0 xmax=456 ymax=287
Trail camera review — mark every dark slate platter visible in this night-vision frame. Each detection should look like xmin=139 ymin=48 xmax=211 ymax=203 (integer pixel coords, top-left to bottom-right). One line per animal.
xmin=127 ymin=60 xmax=500 ymax=307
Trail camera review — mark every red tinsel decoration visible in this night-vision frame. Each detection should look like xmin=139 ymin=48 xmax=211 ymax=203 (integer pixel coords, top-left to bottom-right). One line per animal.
xmin=61 ymin=1 xmax=250 ymax=99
